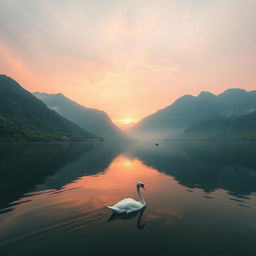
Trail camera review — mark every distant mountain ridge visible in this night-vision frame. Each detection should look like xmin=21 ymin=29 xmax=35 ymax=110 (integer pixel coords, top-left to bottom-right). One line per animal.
xmin=0 ymin=75 xmax=101 ymax=142
xmin=168 ymin=110 xmax=256 ymax=141
xmin=132 ymin=88 xmax=256 ymax=140
xmin=33 ymin=92 xmax=127 ymax=140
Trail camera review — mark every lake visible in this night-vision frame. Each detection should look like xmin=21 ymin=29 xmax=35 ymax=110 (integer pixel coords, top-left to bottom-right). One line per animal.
xmin=0 ymin=142 xmax=256 ymax=256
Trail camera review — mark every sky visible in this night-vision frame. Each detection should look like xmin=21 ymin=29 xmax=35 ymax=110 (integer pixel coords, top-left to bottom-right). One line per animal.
xmin=0 ymin=0 xmax=256 ymax=126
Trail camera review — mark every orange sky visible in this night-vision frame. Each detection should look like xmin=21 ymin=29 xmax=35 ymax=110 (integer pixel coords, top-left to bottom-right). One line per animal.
xmin=0 ymin=0 xmax=256 ymax=126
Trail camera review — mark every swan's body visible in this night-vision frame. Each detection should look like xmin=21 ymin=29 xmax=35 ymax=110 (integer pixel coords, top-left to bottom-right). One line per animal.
xmin=107 ymin=198 xmax=143 ymax=214
xmin=107 ymin=182 xmax=146 ymax=214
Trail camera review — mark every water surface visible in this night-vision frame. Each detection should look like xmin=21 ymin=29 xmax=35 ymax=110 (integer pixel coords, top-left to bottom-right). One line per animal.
xmin=0 ymin=142 xmax=256 ymax=256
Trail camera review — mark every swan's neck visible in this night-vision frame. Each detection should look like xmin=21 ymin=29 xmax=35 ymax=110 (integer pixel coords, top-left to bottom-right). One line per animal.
xmin=137 ymin=186 xmax=146 ymax=205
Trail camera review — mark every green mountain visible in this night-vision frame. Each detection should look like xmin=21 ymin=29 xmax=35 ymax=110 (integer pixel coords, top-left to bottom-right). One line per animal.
xmin=0 ymin=75 xmax=102 ymax=142
xmin=132 ymin=89 xmax=256 ymax=140
xmin=33 ymin=92 xmax=127 ymax=141
xmin=169 ymin=111 xmax=256 ymax=141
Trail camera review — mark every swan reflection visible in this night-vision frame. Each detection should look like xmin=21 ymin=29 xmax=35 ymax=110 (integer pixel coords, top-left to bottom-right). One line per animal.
xmin=108 ymin=207 xmax=146 ymax=230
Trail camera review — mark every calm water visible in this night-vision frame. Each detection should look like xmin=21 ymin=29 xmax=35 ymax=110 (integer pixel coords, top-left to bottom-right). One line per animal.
xmin=0 ymin=142 xmax=256 ymax=256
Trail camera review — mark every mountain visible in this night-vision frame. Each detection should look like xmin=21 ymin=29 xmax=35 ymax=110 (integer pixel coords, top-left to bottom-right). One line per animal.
xmin=132 ymin=89 xmax=256 ymax=140
xmin=169 ymin=110 xmax=256 ymax=141
xmin=0 ymin=75 xmax=102 ymax=142
xmin=33 ymin=92 xmax=127 ymax=140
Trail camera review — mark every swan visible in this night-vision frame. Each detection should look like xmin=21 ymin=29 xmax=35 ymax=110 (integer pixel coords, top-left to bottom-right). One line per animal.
xmin=107 ymin=182 xmax=146 ymax=214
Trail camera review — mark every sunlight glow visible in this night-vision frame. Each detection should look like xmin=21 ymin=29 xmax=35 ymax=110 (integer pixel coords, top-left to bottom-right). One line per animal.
xmin=119 ymin=118 xmax=136 ymax=125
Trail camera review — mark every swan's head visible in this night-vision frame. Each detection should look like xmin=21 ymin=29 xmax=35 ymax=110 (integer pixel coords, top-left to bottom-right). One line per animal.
xmin=137 ymin=182 xmax=145 ymax=190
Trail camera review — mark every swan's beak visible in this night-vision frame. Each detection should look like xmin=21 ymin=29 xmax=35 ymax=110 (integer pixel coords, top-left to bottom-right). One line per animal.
xmin=142 ymin=186 xmax=146 ymax=190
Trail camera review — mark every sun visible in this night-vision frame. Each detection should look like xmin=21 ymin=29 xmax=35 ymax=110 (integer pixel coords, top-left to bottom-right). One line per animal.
xmin=115 ymin=118 xmax=136 ymax=126
xmin=120 ymin=118 xmax=136 ymax=125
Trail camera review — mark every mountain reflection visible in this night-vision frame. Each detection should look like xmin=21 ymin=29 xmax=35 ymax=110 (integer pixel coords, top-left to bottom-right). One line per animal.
xmin=1 ymin=141 xmax=256 ymax=215
xmin=128 ymin=142 xmax=256 ymax=197
xmin=0 ymin=142 xmax=124 ymax=212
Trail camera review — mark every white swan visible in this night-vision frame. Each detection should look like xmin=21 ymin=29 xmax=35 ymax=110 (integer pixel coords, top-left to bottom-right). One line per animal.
xmin=107 ymin=182 xmax=146 ymax=214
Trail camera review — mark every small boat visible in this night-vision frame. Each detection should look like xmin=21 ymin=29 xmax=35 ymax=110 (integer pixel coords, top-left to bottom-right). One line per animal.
xmin=155 ymin=143 xmax=159 ymax=146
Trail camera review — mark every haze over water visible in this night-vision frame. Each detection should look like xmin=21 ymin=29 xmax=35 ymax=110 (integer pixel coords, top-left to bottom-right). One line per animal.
xmin=0 ymin=142 xmax=256 ymax=256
